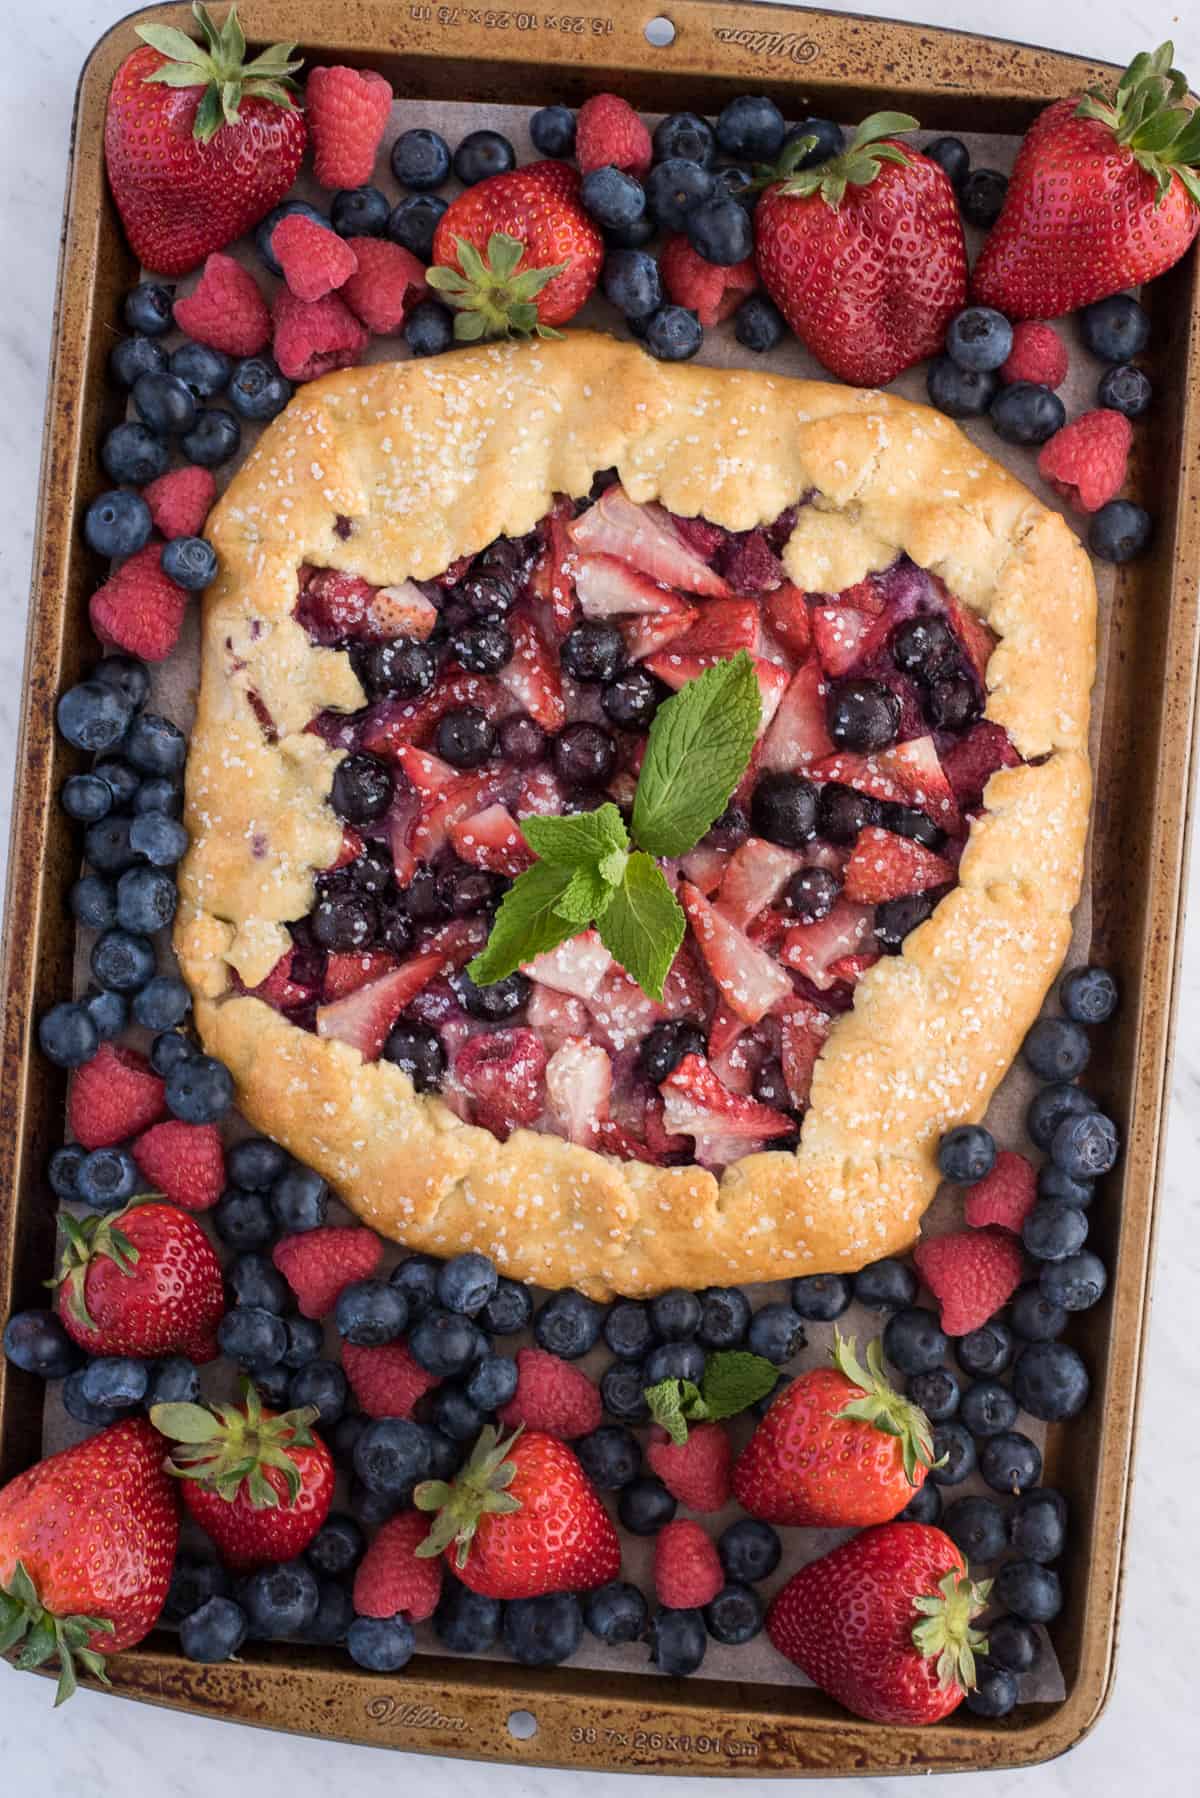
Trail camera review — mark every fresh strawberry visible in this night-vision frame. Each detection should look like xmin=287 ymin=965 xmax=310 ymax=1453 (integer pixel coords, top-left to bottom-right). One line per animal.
xmin=103 ymin=6 xmax=305 ymax=276
xmin=69 ymin=1042 xmax=165 ymax=1149
xmin=322 ymin=949 xmax=397 ymax=999
xmin=843 ymin=826 xmax=954 ymax=904
xmin=53 ymin=1201 xmax=224 ymax=1362
xmin=132 ymin=1120 xmax=224 ymax=1212
xmin=315 ymin=954 xmax=442 ymax=1060
xmin=733 ymin=1332 xmax=935 ymax=1527
xmin=661 ymin=1053 xmax=796 ymax=1155
xmin=659 ymin=234 xmax=757 ymax=326
xmin=497 ymin=613 xmax=566 ymax=730
xmin=646 ymin=1421 xmax=732 ymax=1514
xmin=767 ymin=1522 xmax=989 ymax=1725
xmin=654 ymin=1520 xmax=724 ymax=1608
xmin=173 ymin=251 xmax=271 ymax=354
xmin=429 ymin=162 xmax=603 ymax=334
xmin=272 ymin=1225 xmax=383 ymax=1319
xmin=340 ymin=237 xmax=428 ymax=332
xmin=963 ymin=1150 xmax=1038 ymax=1234
xmin=755 ymin=116 xmax=967 ymax=387
xmin=680 ymin=882 xmax=794 ymax=1023
xmin=544 ymin=1039 xmax=613 ymax=1148
xmin=525 ymin=930 xmax=614 ymax=1000
xmin=273 ymin=212 xmax=358 ymax=301
xmin=939 ymin=721 xmax=1020 ymax=809
xmin=413 ymin=1426 xmax=621 ymax=1600
xmin=972 ymin=42 xmax=1200 ymax=319
xmin=272 ymin=287 xmax=369 ymax=383
xmin=716 ymin=837 xmax=806 ymax=929
xmin=353 ymin=1510 xmax=443 ymax=1622
xmin=568 ymin=487 xmax=733 ymax=598
xmin=780 ymin=900 xmax=876 ymax=990
xmin=999 ymin=319 xmax=1069 ymax=388
xmin=0 ymin=1418 xmax=178 ymax=1699
xmin=1038 ymin=408 xmax=1132 ymax=512
xmin=90 ymin=543 xmax=188 ymax=663
xmin=342 ymin=1337 xmax=440 ymax=1419
xmin=575 ymin=93 xmax=652 ymax=179
xmin=153 ymin=1384 xmax=333 ymax=1572
xmin=497 ymin=1348 xmax=602 ymax=1439
xmin=453 ymin=1029 xmax=547 ymax=1138
xmin=913 ymin=1228 xmax=1025 ymax=1336
xmin=305 ymin=64 xmax=393 ymax=190
xmin=763 ymin=581 xmax=812 ymax=657
xmin=761 ymin=661 xmax=833 ymax=771
xmin=780 ymin=1000 xmax=833 ymax=1109
xmin=142 ymin=465 xmax=216 ymax=540
xmin=811 ymin=603 xmax=875 ymax=676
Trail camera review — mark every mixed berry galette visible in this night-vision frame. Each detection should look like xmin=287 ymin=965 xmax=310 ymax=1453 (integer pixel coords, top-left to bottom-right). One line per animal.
xmin=177 ymin=332 xmax=1094 ymax=1298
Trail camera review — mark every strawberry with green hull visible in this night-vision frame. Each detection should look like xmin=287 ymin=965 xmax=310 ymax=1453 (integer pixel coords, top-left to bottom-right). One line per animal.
xmin=104 ymin=3 xmax=306 ymax=277
xmin=972 ymin=43 xmax=1200 ymax=320
xmin=52 ymin=1200 xmax=225 ymax=1363
xmin=152 ymin=1384 xmax=334 ymax=1571
xmin=0 ymin=1419 xmax=179 ymax=1703
xmin=767 ymin=1522 xmax=990 ymax=1726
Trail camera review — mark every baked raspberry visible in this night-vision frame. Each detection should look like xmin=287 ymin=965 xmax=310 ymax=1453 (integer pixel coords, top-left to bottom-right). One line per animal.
xmin=998 ymin=321 xmax=1068 ymax=389
xmin=272 ymin=288 xmax=369 ymax=383
xmin=174 ymin=254 xmax=271 ymax=357
xmin=1038 ymin=409 xmax=1132 ymax=513
xmin=453 ymin=1029 xmax=547 ymax=1138
xmin=340 ymin=238 xmax=429 ymax=333
xmin=305 ymin=65 xmax=393 ymax=190
xmin=576 ymin=93 xmax=652 ymax=179
xmin=90 ymin=543 xmax=188 ymax=662
xmin=143 ymin=466 xmax=217 ymax=541
xmin=273 ymin=213 xmax=359 ymax=302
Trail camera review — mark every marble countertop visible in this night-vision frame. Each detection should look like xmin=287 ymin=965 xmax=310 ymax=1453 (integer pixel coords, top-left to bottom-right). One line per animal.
xmin=1 ymin=0 xmax=1197 ymax=1790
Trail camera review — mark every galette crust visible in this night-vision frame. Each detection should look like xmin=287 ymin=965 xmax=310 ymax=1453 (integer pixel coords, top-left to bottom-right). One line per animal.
xmin=177 ymin=332 xmax=1095 ymax=1299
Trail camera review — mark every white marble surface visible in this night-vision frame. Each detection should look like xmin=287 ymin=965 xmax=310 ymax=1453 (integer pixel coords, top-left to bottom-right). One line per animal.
xmin=1 ymin=0 xmax=1198 ymax=1789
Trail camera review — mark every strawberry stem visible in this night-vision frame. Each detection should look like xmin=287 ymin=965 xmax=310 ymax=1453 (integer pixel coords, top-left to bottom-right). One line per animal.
xmin=0 ymin=1561 xmax=115 ymax=1706
xmin=1076 ymin=41 xmax=1200 ymax=208
xmin=47 ymin=1206 xmax=144 ymax=1334
xmin=412 ymin=1423 xmax=524 ymax=1568
xmin=151 ymin=1379 xmax=318 ymax=1507
xmin=425 ymin=232 xmax=568 ymax=342
xmin=136 ymin=2 xmax=302 ymax=144
xmin=764 ymin=110 xmax=919 ymax=207
xmin=910 ymin=1567 xmax=992 ymax=1693
xmin=830 ymin=1329 xmax=938 ymax=1484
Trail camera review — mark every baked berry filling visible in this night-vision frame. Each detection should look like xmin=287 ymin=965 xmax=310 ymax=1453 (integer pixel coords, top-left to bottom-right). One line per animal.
xmin=242 ymin=486 xmax=1020 ymax=1167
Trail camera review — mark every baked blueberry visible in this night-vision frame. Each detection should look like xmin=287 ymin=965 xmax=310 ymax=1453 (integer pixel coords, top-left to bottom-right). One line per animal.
xmin=382 ymin=1020 xmax=446 ymax=1093
xmin=602 ymin=667 xmax=661 ymax=730
xmin=818 ymin=781 xmax=880 ymax=843
xmin=751 ymin=771 xmax=818 ymax=846
xmin=436 ymin=706 xmax=497 ymax=769
xmin=311 ymin=888 xmax=377 ymax=950
xmin=451 ymin=967 xmax=529 ymax=1021
xmin=926 ymin=670 xmax=981 ymax=731
xmin=783 ymin=865 xmax=841 ymax=922
xmin=826 ymin=678 xmax=901 ymax=752
xmin=562 ymin=621 xmax=625 ymax=684
xmin=449 ymin=619 xmax=512 ymax=675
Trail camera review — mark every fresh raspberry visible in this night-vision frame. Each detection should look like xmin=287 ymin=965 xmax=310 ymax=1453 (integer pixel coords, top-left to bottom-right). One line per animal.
xmin=143 ymin=467 xmax=216 ymax=541
xmin=999 ymin=321 xmax=1069 ymax=389
xmin=272 ymin=288 xmax=369 ymax=383
xmin=132 ymin=1121 xmax=224 ymax=1212
xmin=89 ymin=542 xmax=188 ymax=662
xmin=653 ymin=1520 xmax=724 ymax=1609
xmin=340 ymin=238 xmax=429 ymax=333
xmin=646 ymin=1421 xmax=733 ymax=1513
xmin=939 ymin=721 xmax=1021 ymax=810
xmin=173 ymin=253 xmax=271 ymax=357
xmin=576 ymin=93 xmax=652 ymax=179
xmin=353 ymin=1510 xmax=443 ymax=1621
xmin=1038 ymin=409 xmax=1132 ymax=513
xmin=342 ymin=1337 xmax=441 ymax=1418
xmin=913 ymin=1227 xmax=1025 ymax=1336
xmin=659 ymin=234 xmax=757 ymax=327
xmin=963 ymin=1149 xmax=1037 ymax=1234
xmin=720 ymin=528 xmax=785 ymax=596
xmin=497 ymin=1347 xmax=602 ymax=1439
xmin=271 ymin=1225 xmax=383 ymax=1318
xmin=306 ymin=65 xmax=393 ymax=189
xmin=273 ymin=214 xmax=359 ymax=302
xmin=69 ymin=1043 xmax=166 ymax=1150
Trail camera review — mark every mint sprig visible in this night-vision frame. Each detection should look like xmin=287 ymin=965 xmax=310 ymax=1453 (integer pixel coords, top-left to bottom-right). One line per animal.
xmin=644 ymin=1350 xmax=780 ymax=1445
xmin=466 ymin=651 xmax=761 ymax=1000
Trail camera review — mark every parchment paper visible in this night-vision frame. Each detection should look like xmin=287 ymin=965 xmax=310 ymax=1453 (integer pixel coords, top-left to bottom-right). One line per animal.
xmin=44 ymin=98 xmax=1125 ymax=1705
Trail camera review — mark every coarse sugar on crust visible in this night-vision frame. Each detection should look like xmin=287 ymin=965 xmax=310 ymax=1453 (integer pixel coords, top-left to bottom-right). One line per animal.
xmin=176 ymin=331 xmax=1095 ymax=1299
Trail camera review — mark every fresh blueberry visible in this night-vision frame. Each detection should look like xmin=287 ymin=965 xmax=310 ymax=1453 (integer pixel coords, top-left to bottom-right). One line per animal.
xmin=994 ymin=1558 xmax=1061 ymax=1624
xmin=60 ymin=773 xmax=112 ymax=824
xmin=923 ymin=135 xmax=970 ymax=190
xmin=1012 ymin=1340 xmax=1090 ymax=1421
xmin=1098 ymin=362 xmax=1152 ymax=419
xmin=83 ymin=816 xmax=138 ymax=875
xmin=255 ymin=200 xmax=330 ymax=275
xmin=389 ymin=1253 xmax=442 ymax=1320
xmin=271 ymin=1164 xmax=329 ymax=1233
xmin=575 ymin=1424 xmax=641 ymax=1491
xmin=180 ymin=1596 xmax=248 ymax=1662
xmin=988 ymin=1613 xmax=1040 ymax=1673
xmin=535 ymin=1289 xmax=605 ymax=1360
xmin=943 ymin=1495 xmax=1007 ymax=1562
xmin=938 ymin=1124 xmax=997 ymax=1184
xmin=131 ymin=975 xmax=190 ymax=1034
xmin=94 ymin=757 xmax=142 ymax=808
xmin=704 ymin=1582 xmax=763 ymax=1645
xmin=946 ymin=307 xmax=1013 ymax=373
xmin=748 ymin=1303 xmax=806 ymax=1365
xmin=782 ymin=117 xmax=845 ymax=168
xmin=124 ymin=711 xmax=186 ymax=776
xmin=83 ymin=489 xmax=153 ymax=560
xmin=602 ymin=247 xmax=663 ymax=321
xmin=181 ymin=407 xmax=241 ymax=468
xmin=854 ymin=1258 xmax=918 ymax=1311
xmin=928 ymin=1421 xmax=977 ymax=1485
xmin=718 ymin=1518 xmax=781 ymax=1585
xmin=715 ymin=94 xmax=785 ymax=160
xmin=110 ymin=334 xmax=169 ymax=387
xmin=1022 ymin=1200 xmax=1089 ymax=1264
xmin=306 ymin=1514 xmax=365 ymax=1580
xmin=1060 ymin=965 xmax=1118 ymax=1025
xmin=228 ymin=1137 xmax=288 ymax=1192
xmin=696 ymin=1286 xmax=751 ymax=1349
xmin=734 ymin=293 xmax=786 ymax=353
xmin=1037 ymin=1164 xmax=1094 ymax=1209
xmin=785 ymin=1274 xmax=850 ymax=1324
xmin=382 ymin=129 xmax=448 ymax=196
xmin=582 ymin=1580 xmax=646 ymax=1646
xmin=145 ymin=1356 xmax=200 ymax=1408
xmin=63 ymin=1367 xmax=130 ymax=1426
xmin=243 ymin=1561 xmax=321 ymax=1639
xmin=645 ymin=157 xmax=714 ymax=231
xmin=48 ymin=1145 xmax=86 ymax=1201
xmin=685 ymin=196 xmax=753 ymax=265
xmin=57 ymin=679 xmax=134 ymax=754
xmin=84 ymin=986 xmax=127 ymax=1042
xmin=601 ymin=1359 xmax=651 ymax=1422
xmin=643 ymin=1340 xmax=706 ymax=1387
xmin=164 ymin=1552 xmax=231 ymax=1624
xmin=124 ymin=281 xmax=174 ymax=335
xmin=965 ymin=1660 xmax=1018 ymax=1718
xmin=530 ymin=104 xmax=576 ymax=157
xmin=464 ymin=1353 xmax=519 ymax=1413
xmin=603 ymin=1300 xmax=657 ymax=1362
xmin=1026 ymin=1081 xmax=1096 ymax=1151
xmin=713 ymin=165 xmax=758 ymax=207
xmin=332 ymin=1414 xmax=368 ymax=1470
xmin=898 ymin=1482 xmax=943 ymax=1524
xmin=347 ymin=1610 xmax=416 ymax=1671
xmin=1009 ymin=1283 xmax=1067 ymax=1342
xmin=218 ymin=1305 xmax=288 ymax=1372
xmin=161 ymin=535 xmax=218 ymax=590
xmin=884 ymin=1307 xmax=949 ymax=1376
xmin=653 ymin=111 xmax=715 ymax=165
xmin=253 ymin=1365 xmax=293 ymax=1409
xmin=348 ymin=1479 xmax=401 ymax=1527
xmin=388 ymin=196 xmax=448 ymax=263
xmin=956 ymin=1322 xmax=1014 ymax=1379
xmin=229 ymin=355 xmax=293 ymax=421
xmin=2 ymin=1309 xmax=81 ymax=1379
xmin=618 ymin=1475 xmax=677 ymax=1535
xmin=426 ymin=1429 xmax=464 ymax=1483
xmin=170 ymin=341 xmax=232 ymax=398
xmin=479 ymin=1277 xmax=532 ymax=1336
xmin=643 ymin=304 xmax=704 ymax=361
xmin=229 ymin=1252 xmax=290 ymax=1315
xmin=288 ymin=1361 xmax=348 ymax=1428
xmin=504 ymin=1591 xmax=582 ymax=1666
xmin=1010 ymin=1487 xmax=1067 ymax=1562
xmin=150 ymin=1030 xmax=196 ymax=1078
xmin=76 ymin=1146 xmax=141 ymax=1210
xmin=329 ymin=184 xmax=390 ymax=238
xmin=581 ymin=165 xmax=646 ymax=232
xmin=80 ymin=1355 xmax=149 ymax=1411
xmin=133 ymin=369 xmax=198 ymax=437
xmin=650 ymin=1289 xmax=702 ymax=1343
xmin=1080 ymin=294 xmax=1149 ymax=363
xmin=303 ymin=1579 xmax=354 ymax=1646
xmin=1051 ymin=1109 xmax=1119 ymax=1179
xmin=437 ymin=1252 xmax=499 ymax=1318
xmin=454 ymin=129 xmax=516 ymax=186
xmin=1089 ymin=499 xmax=1152 ymax=563
xmin=94 ymin=654 xmax=150 ymax=714
xmin=979 ymin=1429 xmax=1042 ymax=1495
xmin=166 ymin=1053 xmax=234 ymax=1123
xmin=649 ymin=1606 xmax=707 ymax=1675
xmin=1022 ymin=1016 xmax=1091 ymax=1082
xmin=907 ymin=1367 xmax=961 ymax=1422
xmin=959 ymin=1378 xmax=1017 ymax=1438
xmin=1039 ymin=1251 xmax=1107 ymax=1315
xmin=353 ymin=1417 xmax=433 ymax=1496
xmin=990 ymin=382 xmax=1066 ymax=446
xmin=90 ymin=928 xmax=155 ymax=993
xmin=410 ymin=1309 xmax=485 ymax=1379
xmin=280 ymin=1315 xmax=324 ymax=1370
xmin=434 ymin=1578 xmax=503 ymax=1653
xmin=127 ymin=814 xmax=188 ymax=871
xmin=336 ymin=1278 xmax=408 ymax=1346
xmin=959 ymin=168 xmax=1008 ymax=228
xmin=925 ymin=356 xmax=999 ymax=419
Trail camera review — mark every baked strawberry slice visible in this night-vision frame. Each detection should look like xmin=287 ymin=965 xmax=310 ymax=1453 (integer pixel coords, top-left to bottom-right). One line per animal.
xmin=449 ymin=803 xmax=535 ymax=876
xmin=780 ymin=1000 xmax=833 ymax=1109
xmin=780 ymin=901 xmax=877 ymax=990
xmin=515 ymin=764 xmax=567 ymax=817
xmin=587 ymin=966 xmax=662 ymax=1052
xmin=568 ymin=485 xmax=733 ymax=597
xmin=940 ymin=720 xmax=1020 ymax=809
xmin=326 ymin=825 xmax=364 ymax=869
xmin=808 ymin=750 xmax=908 ymax=805
xmin=575 ymin=554 xmax=682 ymax=617
xmin=676 ymin=843 xmax=730 ymax=895
xmin=525 ymin=930 xmax=614 ymax=1000
xmin=644 ymin=600 xmax=759 ymax=688
xmin=526 ymin=983 xmax=591 ymax=1053
xmin=412 ymin=771 xmax=504 ymax=861
xmin=497 ymin=613 xmax=566 ymax=731
xmin=811 ymin=603 xmax=876 ymax=675
xmin=707 ymin=999 xmax=750 ymax=1061
xmin=827 ymin=950 xmax=881 ymax=984
xmin=763 ymin=581 xmax=812 ymax=658
xmin=454 ymin=1028 xmax=548 ymax=1138
xmin=296 ymin=569 xmax=377 ymax=643
xmin=362 ymin=581 xmax=438 ymax=642
xmin=761 ymin=661 xmax=834 ymax=771
xmin=382 ymin=784 xmax=419 ymax=887
xmin=316 ymin=954 xmax=443 ymax=1060
xmin=419 ymin=916 xmax=490 ymax=973
xmin=752 ymin=657 xmax=790 ymax=733
xmin=323 ymin=950 xmax=399 ymax=1000
xmin=544 ymin=1038 xmax=613 ymax=1147
xmin=622 ymin=595 xmax=698 ymax=660
xmin=942 ymin=594 xmax=996 ymax=682
xmin=243 ymin=946 xmax=318 ymax=1012
xmin=717 ymin=837 xmax=807 ymax=929
xmin=391 ymin=742 xmax=456 ymax=799
xmin=361 ymin=673 xmax=505 ymax=755
xmin=879 ymin=736 xmax=961 ymax=828
xmin=837 ymin=575 xmax=888 ymax=617
xmin=527 ymin=496 xmax=579 ymax=639
xmin=660 ymin=1052 xmax=795 ymax=1148
xmin=844 ymin=827 xmax=954 ymax=903
xmin=681 ymin=880 xmax=794 ymax=1023
xmin=667 ymin=512 xmax=729 ymax=561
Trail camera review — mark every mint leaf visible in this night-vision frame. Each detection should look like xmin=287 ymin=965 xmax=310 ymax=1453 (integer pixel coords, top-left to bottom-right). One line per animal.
xmin=631 ymin=651 xmax=761 ymax=857
xmin=554 ymin=863 xmax=614 ymax=925
xmin=698 ymin=1351 xmax=781 ymax=1421
xmin=466 ymin=860 xmax=579 ymax=986
xmin=595 ymin=852 xmax=685 ymax=1003
xmin=643 ymin=1377 xmax=702 ymax=1446
xmin=521 ymin=803 xmax=628 ymax=868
